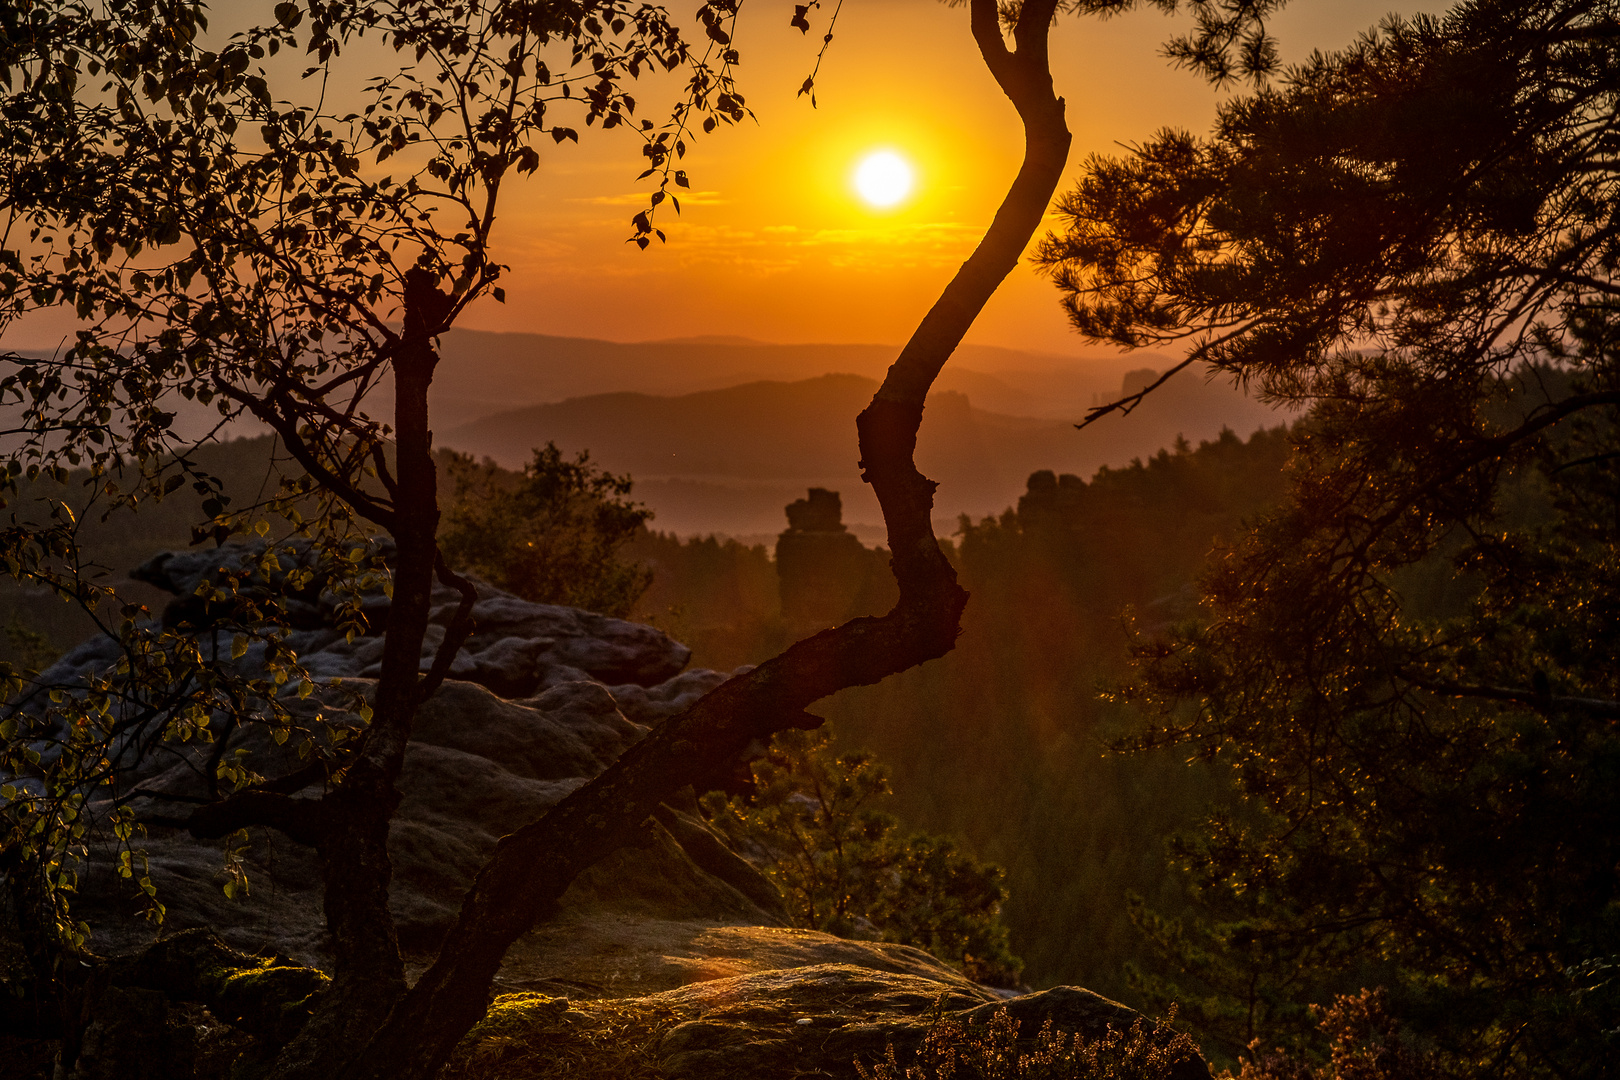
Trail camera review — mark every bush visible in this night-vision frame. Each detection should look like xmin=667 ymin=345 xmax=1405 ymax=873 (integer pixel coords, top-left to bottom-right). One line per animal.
xmin=702 ymin=728 xmax=1023 ymax=986
xmin=858 ymin=1005 xmax=1205 ymax=1080
xmin=438 ymin=444 xmax=652 ymax=617
xmin=1231 ymin=989 xmax=1457 ymax=1080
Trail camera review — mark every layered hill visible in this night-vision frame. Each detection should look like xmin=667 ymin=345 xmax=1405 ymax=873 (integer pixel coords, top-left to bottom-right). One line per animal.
xmin=423 ymin=329 xmax=1150 ymax=429
xmin=3 ymin=330 xmax=1287 ymax=539
xmin=443 ymin=370 xmax=1288 ymax=536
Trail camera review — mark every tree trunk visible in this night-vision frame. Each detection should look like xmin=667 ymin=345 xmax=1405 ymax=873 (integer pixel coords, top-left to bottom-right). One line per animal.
xmin=266 ymin=272 xmax=452 ymax=1080
xmin=333 ymin=4 xmax=1071 ymax=1078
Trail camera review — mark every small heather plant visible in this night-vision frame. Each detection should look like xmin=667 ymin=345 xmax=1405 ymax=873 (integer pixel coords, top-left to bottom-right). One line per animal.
xmin=858 ymin=1004 xmax=1204 ymax=1080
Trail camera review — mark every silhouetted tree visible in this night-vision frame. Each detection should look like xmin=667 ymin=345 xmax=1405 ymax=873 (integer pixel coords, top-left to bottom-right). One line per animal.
xmin=1039 ymin=1 xmax=1620 ymax=1073
xmin=0 ymin=0 xmax=753 ymax=1073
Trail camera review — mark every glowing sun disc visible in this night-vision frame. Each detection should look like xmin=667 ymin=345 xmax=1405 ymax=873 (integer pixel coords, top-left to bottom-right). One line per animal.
xmin=854 ymin=151 xmax=914 ymax=207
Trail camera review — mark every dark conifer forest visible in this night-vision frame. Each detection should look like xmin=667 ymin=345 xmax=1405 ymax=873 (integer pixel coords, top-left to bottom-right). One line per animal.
xmin=619 ymin=425 xmax=1299 ymax=1004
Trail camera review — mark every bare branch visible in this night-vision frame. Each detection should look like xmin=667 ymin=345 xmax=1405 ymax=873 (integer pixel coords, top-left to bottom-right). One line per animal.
xmin=416 ymin=551 xmax=477 ymax=703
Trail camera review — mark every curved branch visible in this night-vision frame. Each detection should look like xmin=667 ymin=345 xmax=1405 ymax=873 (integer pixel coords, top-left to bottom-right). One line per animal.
xmin=336 ymin=3 xmax=1072 ymax=1078
xmin=1076 ymin=355 xmax=1199 ymax=430
xmin=214 ymin=380 xmax=399 ymax=531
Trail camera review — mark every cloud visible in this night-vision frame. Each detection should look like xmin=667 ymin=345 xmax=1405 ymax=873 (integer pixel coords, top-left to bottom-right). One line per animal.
xmin=579 ymin=190 xmax=729 ymax=206
xmin=800 ymin=222 xmax=982 ymax=248
xmin=501 ymin=213 xmax=994 ymax=281
xmin=648 ymin=219 xmax=987 ymax=273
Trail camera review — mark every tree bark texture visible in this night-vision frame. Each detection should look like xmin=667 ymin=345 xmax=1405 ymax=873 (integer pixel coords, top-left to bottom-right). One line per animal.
xmin=198 ymin=272 xmax=456 ymax=1080
xmin=251 ymin=272 xmax=456 ymax=1080
xmin=335 ymin=3 xmax=1071 ymax=1078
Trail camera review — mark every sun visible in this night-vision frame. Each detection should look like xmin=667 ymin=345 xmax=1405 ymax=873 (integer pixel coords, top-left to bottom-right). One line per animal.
xmin=853 ymin=150 xmax=914 ymax=208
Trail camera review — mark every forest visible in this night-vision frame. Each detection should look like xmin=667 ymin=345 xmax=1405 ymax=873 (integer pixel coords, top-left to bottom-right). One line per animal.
xmin=2 ymin=0 xmax=1617 ymax=1078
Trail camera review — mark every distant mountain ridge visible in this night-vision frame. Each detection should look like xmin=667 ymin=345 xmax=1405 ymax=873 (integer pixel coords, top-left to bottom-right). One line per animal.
xmin=420 ymin=328 xmax=1165 ymax=431
xmin=444 ymin=370 xmax=1290 ymax=537
xmin=10 ymin=330 xmax=1290 ymax=538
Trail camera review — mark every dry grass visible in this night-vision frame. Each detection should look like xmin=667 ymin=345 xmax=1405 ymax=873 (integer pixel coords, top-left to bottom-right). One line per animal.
xmin=440 ymin=994 xmax=695 ymax=1080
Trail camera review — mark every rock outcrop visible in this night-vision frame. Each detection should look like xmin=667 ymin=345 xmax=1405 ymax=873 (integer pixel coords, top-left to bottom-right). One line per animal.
xmin=13 ymin=540 xmax=1209 ymax=1079
xmin=128 ymin=539 xmax=693 ymax=694
xmin=775 ymin=489 xmax=894 ymax=632
xmin=1 ymin=539 xmax=753 ymax=965
xmin=445 ymin=970 xmax=1209 ymax=1080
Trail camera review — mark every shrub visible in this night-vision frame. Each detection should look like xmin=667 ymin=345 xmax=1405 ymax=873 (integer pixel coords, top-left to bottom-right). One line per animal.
xmin=703 ymin=727 xmax=1022 ymax=986
xmin=858 ymin=1004 xmax=1205 ymax=1080
xmin=438 ymin=444 xmax=652 ymax=617
xmin=1232 ymin=989 xmax=1457 ymax=1080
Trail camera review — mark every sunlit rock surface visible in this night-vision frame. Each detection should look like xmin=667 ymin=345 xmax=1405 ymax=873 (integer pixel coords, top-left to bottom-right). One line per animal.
xmin=445 ymin=973 xmax=1211 ymax=1080
xmin=29 ymin=541 xmax=1207 ymax=1079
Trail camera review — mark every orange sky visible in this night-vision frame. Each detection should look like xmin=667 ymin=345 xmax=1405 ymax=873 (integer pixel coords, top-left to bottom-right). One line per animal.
xmin=457 ymin=0 xmax=1416 ymax=358
xmin=2 ymin=0 xmax=1420 ymax=363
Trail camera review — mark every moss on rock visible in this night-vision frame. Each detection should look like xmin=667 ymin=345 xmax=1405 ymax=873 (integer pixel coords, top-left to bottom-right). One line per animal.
xmin=111 ymin=928 xmax=329 ymax=1043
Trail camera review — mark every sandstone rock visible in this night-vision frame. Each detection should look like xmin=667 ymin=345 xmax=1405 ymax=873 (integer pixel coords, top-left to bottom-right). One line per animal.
xmin=126 ymin=539 xmax=692 ymax=696
xmin=21 ymin=541 xmax=758 ymax=970
xmin=652 ymin=964 xmax=994 ymax=1078
xmin=77 ymin=677 xmax=778 ymax=966
xmin=444 ymin=965 xmax=1212 ymax=1080
xmin=608 ymin=667 xmax=733 ymax=726
xmin=784 ymin=488 xmax=849 ymax=533
xmin=15 ymin=542 xmax=1211 ymax=1080
xmin=493 ymin=921 xmax=982 ymax=1000
xmin=448 ymin=591 xmax=690 ymax=690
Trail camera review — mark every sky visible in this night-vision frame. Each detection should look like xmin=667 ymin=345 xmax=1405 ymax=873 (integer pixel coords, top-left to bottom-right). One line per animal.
xmin=451 ymin=0 xmax=1415 ymax=358
xmin=2 ymin=0 xmax=1420 ymax=363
